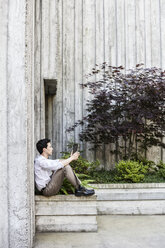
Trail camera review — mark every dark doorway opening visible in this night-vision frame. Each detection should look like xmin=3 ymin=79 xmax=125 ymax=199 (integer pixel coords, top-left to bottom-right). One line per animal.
xmin=44 ymin=79 xmax=57 ymax=144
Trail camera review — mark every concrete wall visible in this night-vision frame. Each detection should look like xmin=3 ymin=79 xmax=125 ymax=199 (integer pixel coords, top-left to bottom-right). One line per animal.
xmin=0 ymin=0 xmax=35 ymax=247
xmin=34 ymin=0 xmax=165 ymax=168
xmin=0 ymin=1 xmax=9 ymax=247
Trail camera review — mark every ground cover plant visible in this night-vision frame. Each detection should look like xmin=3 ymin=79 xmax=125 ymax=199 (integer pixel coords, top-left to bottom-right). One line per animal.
xmin=59 ymin=148 xmax=165 ymax=194
xmin=89 ymin=159 xmax=165 ymax=184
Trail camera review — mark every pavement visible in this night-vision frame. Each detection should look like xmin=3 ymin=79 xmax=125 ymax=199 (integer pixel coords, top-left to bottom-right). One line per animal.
xmin=34 ymin=215 xmax=165 ymax=248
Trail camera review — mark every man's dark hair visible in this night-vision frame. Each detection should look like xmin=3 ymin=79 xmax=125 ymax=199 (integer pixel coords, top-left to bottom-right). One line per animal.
xmin=36 ymin=138 xmax=51 ymax=154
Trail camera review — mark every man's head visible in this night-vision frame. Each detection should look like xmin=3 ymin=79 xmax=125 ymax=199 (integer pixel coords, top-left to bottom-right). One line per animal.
xmin=36 ymin=138 xmax=53 ymax=156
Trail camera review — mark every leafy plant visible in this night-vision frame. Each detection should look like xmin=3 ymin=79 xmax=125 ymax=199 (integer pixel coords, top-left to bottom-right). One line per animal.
xmin=59 ymin=173 xmax=95 ymax=195
xmin=114 ymin=160 xmax=148 ymax=183
xmin=130 ymin=154 xmax=157 ymax=173
xmin=133 ymin=155 xmax=155 ymax=167
xmin=90 ymin=169 xmax=118 ymax=183
xmin=157 ymin=161 xmax=165 ymax=179
xmin=61 ymin=151 xmax=100 ymax=174
xmin=89 ymin=168 xmax=165 ymax=184
xmin=59 ymin=178 xmax=75 ymax=195
xmin=67 ymin=63 xmax=165 ymax=160
xmin=59 ymin=148 xmax=99 ymax=194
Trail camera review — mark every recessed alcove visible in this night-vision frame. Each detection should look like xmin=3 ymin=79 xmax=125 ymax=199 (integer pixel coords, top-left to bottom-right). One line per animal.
xmin=44 ymin=79 xmax=57 ymax=143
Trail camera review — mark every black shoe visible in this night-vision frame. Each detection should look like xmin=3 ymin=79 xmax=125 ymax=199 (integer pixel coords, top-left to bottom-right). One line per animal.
xmin=75 ymin=185 xmax=95 ymax=197
xmin=80 ymin=186 xmax=95 ymax=194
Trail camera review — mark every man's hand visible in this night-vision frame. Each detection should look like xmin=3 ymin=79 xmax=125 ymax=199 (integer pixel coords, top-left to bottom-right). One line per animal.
xmin=60 ymin=151 xmax=80 ymax=166
xmin=71 ymin=151 xmax=80 ymax=161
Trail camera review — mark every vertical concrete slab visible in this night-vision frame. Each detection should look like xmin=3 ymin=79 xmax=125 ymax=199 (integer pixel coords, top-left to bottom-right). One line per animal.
xmin=0 ymin=1 xmax=9 ymax=247
xmin=7 ymin=0 xmax=30 ymax=246
xmin=95 ymin=0 xmax=105 ymax=168
xmin=52 ymin=0 xmax=63 ymax=159
xmin=34 ymin=0 xmax=42 ymax=150
xmin=62 ymin=0 xmax=75 ymax=149
xmin=75 ymin=0 xmax=83 ymax=151
xmin=82 ymin=0 xmax=96 ymax=161
xmin=26 ymin=0 xmax=35 ymax=246
xmin=104 ymin=0 xmax=117 ymax=167
xmin=0 ymin=0 xmax=35 ymax=247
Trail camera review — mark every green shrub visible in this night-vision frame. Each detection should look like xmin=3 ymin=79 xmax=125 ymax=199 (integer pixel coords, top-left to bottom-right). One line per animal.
xmin=115 ymin=160 xmax=148 ymax=183
xmin=132 ymin=154 xmax=156 ymax=167
xmin=61 ymin=152 xmax=100 ymax=174
xmin=157 ymin=161 xmax=165 ymax=179
xmin=59 ymin=151 xmax=99 ymax=194
xmin=90 ymin=168 xmax=165 ymax=184
xmin=134 ymin=155 xmax=157 ymax=173
xmin=59 ymin=173 xmax=95 ymax=195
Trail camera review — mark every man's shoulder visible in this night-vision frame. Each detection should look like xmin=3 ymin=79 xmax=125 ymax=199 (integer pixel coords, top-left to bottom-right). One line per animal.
xmin=34 ymin=155 xmax=46 ymax=163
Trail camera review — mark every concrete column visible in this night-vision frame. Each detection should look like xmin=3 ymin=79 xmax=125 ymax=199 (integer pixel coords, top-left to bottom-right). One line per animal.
xmin=0 ymin=1 xmax=9 ymax=247
xmin=26 ymin=0 xmax=35 ymax=246
xmin=0 ymin=0 xmax=35 ymax=247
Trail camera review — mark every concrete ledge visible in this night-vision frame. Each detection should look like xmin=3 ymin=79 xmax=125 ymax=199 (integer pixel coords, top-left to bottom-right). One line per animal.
xmin=36 ymin=216 xmax=97 ymax=232
xmin=35 ymin=183 xmax=165 ymax=232
xmin=35 ymin=194 xmax=97 ymax=232
xmin=36 ymin=200 xmax=97 ymax=216
xmin=93 ymin=183 xmax=165 ymax=215
xmin=95 ymin=188 xmax=165 ymax=201
xmin=35 ymin=194 xmax=97 ymax=201
xmin=97 ymin=200 xmax=165 ymax=215
xmin=91 ymin=183 xmax=165 ymax=189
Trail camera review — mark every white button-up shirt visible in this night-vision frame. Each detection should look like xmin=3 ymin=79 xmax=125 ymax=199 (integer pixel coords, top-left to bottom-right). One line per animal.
xmin=34 ymin=155 xmax=64 ymax=191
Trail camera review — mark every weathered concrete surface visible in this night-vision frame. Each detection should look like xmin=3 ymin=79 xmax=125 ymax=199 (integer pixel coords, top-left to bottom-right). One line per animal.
xmin=94 ymin=184 xmax=165 ymax=215
xmin=0 ymin=0 xmax=35 ymax=247
xmin=96 ymin=188 xmax=165 ymax=200
xmin=91 ymin=183 xmax=165 ymax=189
xmin=0 ymin=1 xmax=9 ymax=247
xmin=36 ymin=216 xmax=97 ymax=233
xmin=97 ymin=200 xmax=165 ymax=215
xmin=35 ymin=195 xmax=97 ymax=232
xmin=34 ymin=215 xmax=165 ymax=248
xmin=35 ymin=195 xmax=97 ymax=202
xmin=36 ymin=200 xmax=97 ymax=215
xmin=35 ymin=183 xmax=165 ymax=234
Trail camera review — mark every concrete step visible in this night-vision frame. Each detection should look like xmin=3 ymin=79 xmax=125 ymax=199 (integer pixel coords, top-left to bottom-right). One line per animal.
xmin=35 ymin=195 xmax=97 ymax=215
xmin=35 ymin=195 xmax=97 ymax=232
xmin=91 ymin=183 xmax=165 ymax=189
xmin=35 ymin=183 xmax=165 ymax=232
xmin=36 ymin=216 xmax=97 ymax=232
xmin=97 ymin=200 xmax=165 ymax=215
xmin=95 ymin=188 xmax=165 ymax=201
xmin=91 ymin=184 xmax=165 ymax=215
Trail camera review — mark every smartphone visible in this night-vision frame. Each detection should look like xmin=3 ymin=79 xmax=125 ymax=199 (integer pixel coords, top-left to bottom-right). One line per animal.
xmin=72 ymin=143 xmax=79 ymax=153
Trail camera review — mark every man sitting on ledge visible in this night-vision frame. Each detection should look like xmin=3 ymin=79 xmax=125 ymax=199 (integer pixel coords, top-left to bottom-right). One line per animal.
xmin=34 ymin=138 xmax=95 ymax=197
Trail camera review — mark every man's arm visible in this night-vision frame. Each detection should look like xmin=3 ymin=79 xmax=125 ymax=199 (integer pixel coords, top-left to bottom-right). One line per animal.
xmin=59 ymin=152 xmax=80 ymax=166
